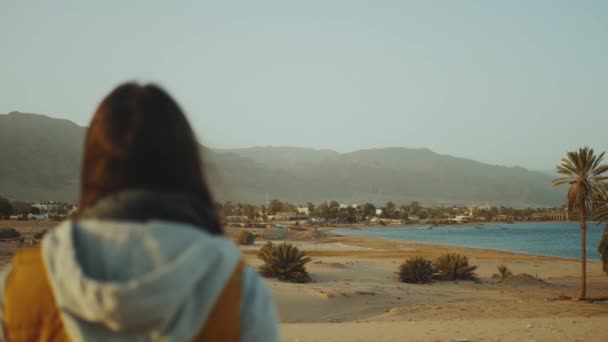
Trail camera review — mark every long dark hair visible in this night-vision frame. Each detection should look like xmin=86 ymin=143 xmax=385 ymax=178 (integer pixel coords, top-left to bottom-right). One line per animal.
xmin=79 ymin=82 xmax=222 ymax=234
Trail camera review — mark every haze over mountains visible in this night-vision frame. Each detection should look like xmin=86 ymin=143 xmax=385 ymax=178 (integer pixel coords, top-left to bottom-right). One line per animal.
xmin=0 ymin=112 xmax=563 ymax=207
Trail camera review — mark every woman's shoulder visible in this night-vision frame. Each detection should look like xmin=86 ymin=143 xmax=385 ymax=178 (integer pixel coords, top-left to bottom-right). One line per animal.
xmin=239 ymin=265 xmax=279 ymax=342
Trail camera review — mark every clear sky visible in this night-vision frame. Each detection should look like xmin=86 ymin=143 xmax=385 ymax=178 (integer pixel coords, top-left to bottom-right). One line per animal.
xmin=1 ymin=1 xmax=607 ymax=170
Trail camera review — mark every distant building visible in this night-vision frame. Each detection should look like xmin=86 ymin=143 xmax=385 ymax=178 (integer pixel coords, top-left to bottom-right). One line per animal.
xmin=225 ymin=215 xmax=248 ymax=222
xmin=27 ymin=213 xmax=48 ymax=221
xmin=453 ymin=215 xmax=470 ymax=223
xmin=275 ymin=212 xmax=308 ymax=221
xmin=375 ymin=208 xmax=383 ymax=216
xmin=32 ymin=203 xmax=59 ymax=213
xmin=274 ymin=212 xmax=297 ymax=220
xmin=297 ymin=206 xmax=310 ymax=215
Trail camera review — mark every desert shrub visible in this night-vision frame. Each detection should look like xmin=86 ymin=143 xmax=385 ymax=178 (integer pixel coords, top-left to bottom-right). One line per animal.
xmin=258 ymin=242 xmax=311 ymax=283
xmin=0 ymin=228 xmax=21 ymax=239
xmin=34 ymin=229 xmax=48 ymax=240
xmin=238 ymin=230 xmax=255 ymax=245
xmin=497 ymin=264 xmax=513 ymax=279
xmin=398 ymin=256 xmax=436 ymax=284
xmin=434 ymin=253 xmax=478 ymax=281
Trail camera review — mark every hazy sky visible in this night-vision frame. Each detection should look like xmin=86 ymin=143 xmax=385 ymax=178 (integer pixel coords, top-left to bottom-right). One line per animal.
xmin=1 ymin=1 xmax=607 ymax=170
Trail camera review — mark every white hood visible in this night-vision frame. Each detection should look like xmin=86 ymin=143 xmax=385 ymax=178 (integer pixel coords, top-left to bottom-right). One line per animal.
xmin=41 ymin=220 xmax=241 ymax=341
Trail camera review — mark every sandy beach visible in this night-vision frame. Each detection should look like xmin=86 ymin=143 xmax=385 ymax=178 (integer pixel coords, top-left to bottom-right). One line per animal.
xmin=2 ymin=221 xmax=607 ymax=341
xmin=236 ymin=227 xmax=608 ymax=342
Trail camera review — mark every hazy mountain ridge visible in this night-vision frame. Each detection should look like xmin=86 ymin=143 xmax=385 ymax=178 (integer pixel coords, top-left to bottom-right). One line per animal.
xmin=0 ymin=112 xmax=84 ymax=201
xmin=0 ymin=112 xmax=562 ymax=207
xmin=219 ymin=146 xmax=561 ymax=206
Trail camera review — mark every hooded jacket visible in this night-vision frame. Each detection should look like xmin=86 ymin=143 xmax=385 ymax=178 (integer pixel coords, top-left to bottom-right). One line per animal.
xmin=0 ymin=191 xmax=278 ymax=341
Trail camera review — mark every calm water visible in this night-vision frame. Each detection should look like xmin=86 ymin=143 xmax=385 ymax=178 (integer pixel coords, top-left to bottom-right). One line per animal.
xmin=333 ymin=222 xmax=606 ymax=260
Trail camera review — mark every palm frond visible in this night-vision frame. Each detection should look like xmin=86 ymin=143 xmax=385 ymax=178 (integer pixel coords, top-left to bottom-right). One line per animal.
xmin=554 ymin=147 xmax=608 ymax=214
xmin=552 ymin=178 xmax=572 ymax=186
xmin=596 ymin=201 xmax=608 ymax=223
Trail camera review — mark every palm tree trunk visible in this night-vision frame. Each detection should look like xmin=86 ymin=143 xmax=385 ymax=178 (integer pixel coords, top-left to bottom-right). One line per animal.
xmin=579 ymin=209 xmax=587 ymax=300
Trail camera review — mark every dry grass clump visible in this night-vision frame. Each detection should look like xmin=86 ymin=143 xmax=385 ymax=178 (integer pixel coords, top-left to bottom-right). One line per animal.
xmin=495 ymin=264 xmax=513 ymax=279
xmin=491 ymin=264 xmax=549 ymax=286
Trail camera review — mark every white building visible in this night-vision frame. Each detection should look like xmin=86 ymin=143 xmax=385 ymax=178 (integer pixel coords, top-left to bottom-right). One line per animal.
xmin=28 ymin=213 xmax=48 ymax=221
xmin=297 ymin=206 xmax=310 ymax=215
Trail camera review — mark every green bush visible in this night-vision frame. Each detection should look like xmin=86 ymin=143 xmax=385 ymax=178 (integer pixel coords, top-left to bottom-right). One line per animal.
xmin=238 ymin=230 xmax=255 ymax=245
xmin=434 ymin=253 xmax=478 ymax=281
xmin=0 ymin=228 xmax=21 ymax=239
xmin=398 ymin=256 xmax=436 ymax=284
xmin=258 ymin=242 xmax=312 ymax=283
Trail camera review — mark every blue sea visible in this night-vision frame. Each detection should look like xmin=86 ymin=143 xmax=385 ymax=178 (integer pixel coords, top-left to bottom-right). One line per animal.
xmin=333 ymin=222 xmax=607 ymax=260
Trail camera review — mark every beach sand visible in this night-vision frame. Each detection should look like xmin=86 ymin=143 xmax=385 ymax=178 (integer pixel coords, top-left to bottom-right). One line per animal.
xmin=1 ymin=221 xmax=607 ymax=341
xmin=236 ymin=227 xmax=608 ymax=342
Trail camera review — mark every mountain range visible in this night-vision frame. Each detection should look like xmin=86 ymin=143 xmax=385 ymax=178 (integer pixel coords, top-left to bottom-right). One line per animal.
xmin=0 ymin=111 xmax=563 ymax=207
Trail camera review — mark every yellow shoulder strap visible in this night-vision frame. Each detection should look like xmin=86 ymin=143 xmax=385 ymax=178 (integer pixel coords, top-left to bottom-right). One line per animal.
xmin=3 ymin=247 xmax=70 ymax=342
xmin=3 ymin=249 xmax=244 ymax=342
xmin=195 ymin=261 xmax=244 ymax=342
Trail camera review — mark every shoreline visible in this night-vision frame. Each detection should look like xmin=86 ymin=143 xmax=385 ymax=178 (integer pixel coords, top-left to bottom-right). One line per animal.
xmin=328 ymin=228 xmax=581 ymax=262
xmin=326 ymin=224 xmax=600 ymax=262
xmin=239 ymin=229 xmax=580 ymax=264
xmin=322 ymin=220 xmax=583 ymax=229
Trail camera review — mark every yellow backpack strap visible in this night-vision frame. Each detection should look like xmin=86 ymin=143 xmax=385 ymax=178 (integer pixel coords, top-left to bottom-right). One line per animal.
xmin=195 ymin=260 xmax=244 ymax=342
xmin=2 ymin=247 xmax=70 ymax=342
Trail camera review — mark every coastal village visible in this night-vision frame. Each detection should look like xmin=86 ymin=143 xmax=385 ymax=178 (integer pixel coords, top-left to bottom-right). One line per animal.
xmin=218 ymin=200 xmax=572 ymax=228
xmin=0 ymin=196 xmax=573 ymax=227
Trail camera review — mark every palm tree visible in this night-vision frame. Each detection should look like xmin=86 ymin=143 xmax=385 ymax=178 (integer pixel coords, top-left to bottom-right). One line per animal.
xmin=553 ymin=147 xmax=608 ymax=299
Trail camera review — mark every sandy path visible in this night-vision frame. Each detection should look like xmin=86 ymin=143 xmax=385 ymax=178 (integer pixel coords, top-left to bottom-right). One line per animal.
xmin=281 ymin=317 xmax=608 ymax=342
